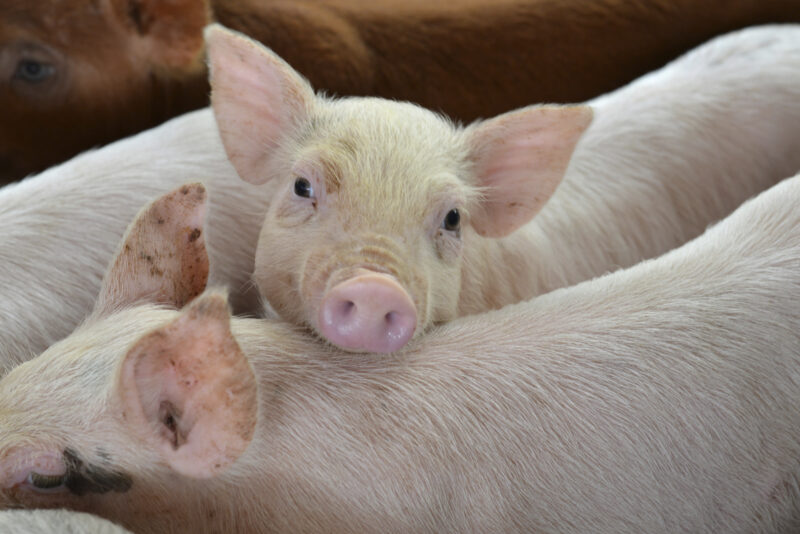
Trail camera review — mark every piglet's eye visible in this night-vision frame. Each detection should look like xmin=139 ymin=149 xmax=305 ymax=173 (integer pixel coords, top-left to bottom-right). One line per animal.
xmin=293 ymin=177 xmax=314 ymax=198
xmin=27 ymin=471 xmax=66 ymax=491
xmin=442 ymin=209 xmax=460 ymax=232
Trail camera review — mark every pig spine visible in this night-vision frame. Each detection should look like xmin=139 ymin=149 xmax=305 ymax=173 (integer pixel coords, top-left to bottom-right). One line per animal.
xmin=457 ymin=25 xmax=800 ymax=316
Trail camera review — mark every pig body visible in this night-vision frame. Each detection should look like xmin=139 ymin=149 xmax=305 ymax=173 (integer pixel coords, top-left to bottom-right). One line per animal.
xmin=0 ymin=509 xmax=132 ymax=534
xmin=2 ymin=171 xmax=800 ymax=533
xmin=458 ymin=23 xmax=800 ymax=314
xmin=210 ymin=24 xmax=800 ymax=352
xmin=3 ymin=0 xmax=800 ymax=181
xmin=0 ymin=109 xmax=267 ymax=375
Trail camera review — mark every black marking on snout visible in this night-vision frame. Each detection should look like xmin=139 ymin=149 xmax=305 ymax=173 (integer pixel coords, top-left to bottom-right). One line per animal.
xmin=63 ymin=448 xmax=132 ymax=496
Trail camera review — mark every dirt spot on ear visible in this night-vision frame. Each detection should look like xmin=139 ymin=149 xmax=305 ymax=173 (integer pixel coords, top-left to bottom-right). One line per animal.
xmin=96 ymin=183 xmax=209 ymax=313
xmin=122 ymin=293 xmax=257 ymax=477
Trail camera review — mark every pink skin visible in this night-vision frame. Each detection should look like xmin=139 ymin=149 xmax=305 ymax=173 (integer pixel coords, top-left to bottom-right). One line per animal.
xmin=319 ymin=269 xmax=417 ymax=353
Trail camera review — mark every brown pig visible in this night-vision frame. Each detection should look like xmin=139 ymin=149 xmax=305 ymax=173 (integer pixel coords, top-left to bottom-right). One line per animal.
xmin=3 ymin=0 xmax=800 ymax=181
xmin=209 ymin=24 xmax=800 ymax=353
xmin=2 ymin=170 xmax=800 ymax=532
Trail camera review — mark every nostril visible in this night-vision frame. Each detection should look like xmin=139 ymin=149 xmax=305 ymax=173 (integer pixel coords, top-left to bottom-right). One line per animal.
xmin=338 ymin=300 xmax=356 ymax=319
xmin=319 ymin=271 xmax=418 ymax=352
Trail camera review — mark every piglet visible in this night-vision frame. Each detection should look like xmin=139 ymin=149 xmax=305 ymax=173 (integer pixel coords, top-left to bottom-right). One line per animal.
xmin=2 ymin=170 xmax=800 ymax=532
xmin=208 ymin=23 xmax=800 ymax=353
xmin=5 ymin=0 xmax=800 ymax=181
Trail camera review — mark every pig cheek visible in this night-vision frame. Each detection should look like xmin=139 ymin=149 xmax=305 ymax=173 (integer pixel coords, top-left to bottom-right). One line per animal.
xmin=255 ymin=193 xmax=322 ymax=324
xmin=429 ymin=230 xmax=464 ymax=323
xmin=253 ymin=224 xmax=307 ymax=326
xmin=433 ymin=229 xmax=464 ymax=263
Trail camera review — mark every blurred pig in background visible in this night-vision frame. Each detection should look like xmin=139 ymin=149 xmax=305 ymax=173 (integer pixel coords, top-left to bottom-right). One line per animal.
xmin=3 ymin=0 xmax=800 ymax=182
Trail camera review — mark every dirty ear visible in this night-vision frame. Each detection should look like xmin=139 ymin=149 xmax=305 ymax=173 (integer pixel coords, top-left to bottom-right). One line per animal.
xmin=113 ymin=0 xmax=211 ymax=70
xmin=468 ymin=105 xmax=593 ymax=238
xmin=205 ymin=23 xmax=315 ymax=185
xmin=94 ymin=183 xmax=209 ymax=316
xmin=119 ymin=292 xmax=257 ymax=478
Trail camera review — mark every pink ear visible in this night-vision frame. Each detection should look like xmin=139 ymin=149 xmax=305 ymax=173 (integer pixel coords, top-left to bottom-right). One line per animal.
xmin=468 ymin=105 xmax=593 ymax=238
xmin=119 ymin=292 xmax=258 ymax=479
xmin=205 ymin=23 xmax=314 ymax=185
xmin=94 ymin=183 xmax=209 ymax=316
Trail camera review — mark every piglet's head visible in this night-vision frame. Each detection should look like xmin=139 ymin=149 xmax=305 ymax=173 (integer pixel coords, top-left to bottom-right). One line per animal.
xmin=0 ymin=0 xmax=211 ymax=182
xmin=0 ymin=184 xmax=257 ymax=532
xmin=207 ymin=24 xmax=591 ymax=354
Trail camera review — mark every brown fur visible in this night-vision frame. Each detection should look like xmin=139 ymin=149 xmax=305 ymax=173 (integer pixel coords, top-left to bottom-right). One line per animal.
xmin=2 ymin=0 xmax=799 ymax=182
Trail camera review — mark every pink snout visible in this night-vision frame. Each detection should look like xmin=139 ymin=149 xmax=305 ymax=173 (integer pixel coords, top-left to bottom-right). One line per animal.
xmin=319 ymin=271 xmax=417 ymax=353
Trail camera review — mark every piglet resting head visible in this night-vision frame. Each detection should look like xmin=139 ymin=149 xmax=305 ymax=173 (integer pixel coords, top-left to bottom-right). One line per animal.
xmin=206 ymin=24 xmax=592 ymax=353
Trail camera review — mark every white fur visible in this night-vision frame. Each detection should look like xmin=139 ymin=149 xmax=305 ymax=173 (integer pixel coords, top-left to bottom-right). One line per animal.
xmin=1 ymin=174 xmax=799 ymax=533
xmin=0 ymin=109 xmax=269 ymax=375
xmin=215 ymin=23 xmax=800 ymax=345
xmin=460 ymin=24 xmax=800 ymax=313
xmin=0 ymin=509 xmax=131 ymax=534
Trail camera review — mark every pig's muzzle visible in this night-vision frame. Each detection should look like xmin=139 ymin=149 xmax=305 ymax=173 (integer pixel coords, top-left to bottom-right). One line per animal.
xmin=318 ymin=268 xmax=417 ymax=354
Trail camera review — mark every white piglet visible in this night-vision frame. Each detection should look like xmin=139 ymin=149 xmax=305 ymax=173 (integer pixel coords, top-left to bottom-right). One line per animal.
xmin=2 ymin=173 xmax=800 ymax=533
xmin=208 ymin=23 xmax=800 ymax=353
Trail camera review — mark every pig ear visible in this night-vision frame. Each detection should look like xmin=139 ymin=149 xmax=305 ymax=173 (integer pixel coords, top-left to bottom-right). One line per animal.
xmin=94 ymin=183 xmax=209 ymax=316
xmin=119 ymin=292 xmax=258 ymax=478
xmin=205 ymin=23 xmax=315 ymax=185
xmin=467 ymin=105 xmax=593 ymax=238
xmin=112 ymin=0 xmax=211 ymax=70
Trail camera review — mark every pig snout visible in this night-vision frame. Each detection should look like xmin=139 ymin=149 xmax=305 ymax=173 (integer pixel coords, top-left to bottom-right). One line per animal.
xmin=319 ymin=270 xmax=417 ymax=353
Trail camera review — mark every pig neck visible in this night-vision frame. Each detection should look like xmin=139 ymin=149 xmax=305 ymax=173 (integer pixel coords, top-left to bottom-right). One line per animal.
xmin=456 ymin=171 xmax=679 ymax=318
xmin=458 ymin=160 xmax=735 ymax=317
xmin=456 ymin=160 xmax=666 ymax=316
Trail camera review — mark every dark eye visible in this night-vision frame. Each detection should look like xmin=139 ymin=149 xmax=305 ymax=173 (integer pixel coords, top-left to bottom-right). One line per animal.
xmin=442 ymin=209 xmax=460 ymax=232
xmin=13 ymin=59 xmax=56 ymax=84
xmin=294 ymin=177 xmax=314 ymax=198
xmin=27 ymin=471 xmax=66 ymax=491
